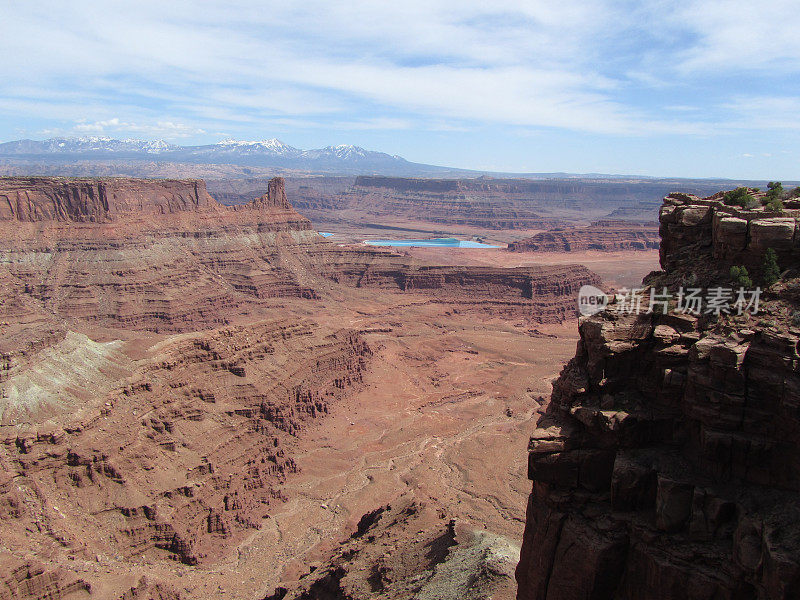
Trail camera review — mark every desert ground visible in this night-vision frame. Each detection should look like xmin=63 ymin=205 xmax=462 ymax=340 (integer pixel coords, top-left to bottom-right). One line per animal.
xmin=77 ymin=251 xmax=654 ymax=599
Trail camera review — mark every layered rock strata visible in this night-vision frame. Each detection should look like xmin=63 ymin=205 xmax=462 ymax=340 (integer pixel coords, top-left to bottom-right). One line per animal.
xmin=293 ymin=176 xmax=729 ymax=231
xmin=319 ymin=255 xmax=601 ymax=323
xmin=0 ymin=177 xmax=218 ymax=222
xmin=210 ymin=177 xmax=724 ymax=233
xmin=0 ymin=177 xmax=317 ymax=339
xmin=516 ymin=191 xmax=800 ymax=599
xmin=0 ymin=318 xmax=371 ymax=599
xmin=507 ymin=220 xmax=659 ymax=253
xmin=0 ymin=177 xmax=599 ymax=335
xmin=0 ymin=175 xmax=600 ymax=599
xmin=659 ymin=190 xmax=800 ymax=273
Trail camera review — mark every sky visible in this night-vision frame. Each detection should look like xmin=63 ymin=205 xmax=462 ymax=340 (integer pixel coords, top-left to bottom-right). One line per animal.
xmin=1 ymin=0 xmax=799 ymax=179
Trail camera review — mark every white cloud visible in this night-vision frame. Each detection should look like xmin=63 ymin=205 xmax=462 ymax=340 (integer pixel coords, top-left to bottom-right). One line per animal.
xmin=0 ymin=0 xmax=797 ymax=141
xmin=70 ymin=118 xmax=205 ymax=138
xmin=723 ymin=96 xmax=800 ymax=131
xmin=675 ymin=0 xmax=800 ymax=73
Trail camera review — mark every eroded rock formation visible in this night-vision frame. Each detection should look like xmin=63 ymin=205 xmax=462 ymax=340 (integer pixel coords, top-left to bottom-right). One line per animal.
xmin=2 ymin=319 xmax=370 ymax=557
xmin=209 ymin=177 xmax=723 ymax=233
xmin=264 ymin=497 xmax=520 ymax=600
xmin=507 ymin=220 xmax=660 ymax=253
xmin=516 ymin=192 xmax=800 ymax=599
xmin=0 ymin=175 xmax=599 ymax=599
xmin=318 ymin=254 xmax=600 ymax=323
xmin=0 ymin=177 xmax=598 ymax=338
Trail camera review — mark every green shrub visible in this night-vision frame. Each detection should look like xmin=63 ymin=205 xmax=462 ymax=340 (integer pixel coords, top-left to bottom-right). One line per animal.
xmin=730 ymin=265 xmax=753 ymax=288
xmin=762 ymin=248 xmax=781 ymax=287
xmin=723 ymin=187 xmax=756 ymax=208
xmin=791 ymin=186 xmax=800 ymax=198
xmin=765 ymin=198 xmax=785 ymax=212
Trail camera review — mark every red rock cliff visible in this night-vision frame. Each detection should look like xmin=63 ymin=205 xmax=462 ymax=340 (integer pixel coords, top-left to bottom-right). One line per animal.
xmin=516 ymin=191 xmax=800 ymax=599
xmin=0 ymin=177 xmax=222 ymax=222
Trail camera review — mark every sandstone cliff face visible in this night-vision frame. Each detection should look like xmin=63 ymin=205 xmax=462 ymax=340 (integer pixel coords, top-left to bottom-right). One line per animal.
xmin=0 ymin=176 xmax=320 ymax=337
xmin=330 ymin=177 xmax=725 ymax=232
xmin=508 ymin=220 xmax=660 ymax=253
xmin=337 ymin=183 xmax=560 ymax=230
xmin=0 ymin=177 xmax=220 ymax=222
xmin=516 ymin=192 xmax=800 ymax=600
xmin=659 ymin=191 xmax=800 ymax=273
xmin=0 ymin=177 xmax=378 ymax=600
xmin=321 ymin=256 xmax=601 ymax=323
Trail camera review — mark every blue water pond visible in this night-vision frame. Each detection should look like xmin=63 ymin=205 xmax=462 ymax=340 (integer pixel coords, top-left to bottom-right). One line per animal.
xmin=364 ymin=237 xmax=500 ymax=248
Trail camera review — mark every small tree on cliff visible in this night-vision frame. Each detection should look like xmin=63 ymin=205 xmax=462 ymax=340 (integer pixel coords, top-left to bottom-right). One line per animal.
xmin=730 ymin=265 xmax=753 ymax=288
xmin=762 ymin=248 xmax=781 ymax=287
xmin=766 ymin=181 xmax=784 ymax=201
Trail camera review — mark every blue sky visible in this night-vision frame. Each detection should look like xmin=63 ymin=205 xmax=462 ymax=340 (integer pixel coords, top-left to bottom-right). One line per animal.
xmin=1 ymin=0 xmax=799 ymax=178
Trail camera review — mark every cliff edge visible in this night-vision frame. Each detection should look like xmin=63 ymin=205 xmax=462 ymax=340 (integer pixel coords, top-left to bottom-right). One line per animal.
xmin=516 ymin=191 xmax=800 ymax=599
xmin=0 ymin=177 xmax=221 ymax=222
xmin=0 ymin=176 xmax=312 ymax=231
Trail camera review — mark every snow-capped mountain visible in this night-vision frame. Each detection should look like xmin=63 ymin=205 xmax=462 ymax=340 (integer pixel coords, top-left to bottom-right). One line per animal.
xmin=0 ymin=137 xmax=180 ymax=155
xmin=303 ymin=144 xmax=397 ymax=162
xmin=0 ymin=137 xmax=436 ymax=175
xmin=189 ymin=138 xmax=302 ymax=157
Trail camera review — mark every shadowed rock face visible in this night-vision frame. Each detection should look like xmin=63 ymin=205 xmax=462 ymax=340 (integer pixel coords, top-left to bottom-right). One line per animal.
xmin=516 ymin=192 xmax=800 ymax=600
xmin=263 ymin=498 xmax=521 ymax=600
xmin=507 ymin=220 xmax=660 ymax=253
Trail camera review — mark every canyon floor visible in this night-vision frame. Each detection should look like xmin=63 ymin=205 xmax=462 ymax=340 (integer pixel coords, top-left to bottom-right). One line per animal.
xmin=36 ymin=251 xmax=654 ymax=600
xmin=177 ymin=303 xmax=582 ymax=599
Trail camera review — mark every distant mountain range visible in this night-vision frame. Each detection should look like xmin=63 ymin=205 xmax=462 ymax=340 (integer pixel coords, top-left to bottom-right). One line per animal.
xmin=0 ymin=136 xmax=454 ymax=176
xmin=0 ymin=137 xmax=785 ymax=184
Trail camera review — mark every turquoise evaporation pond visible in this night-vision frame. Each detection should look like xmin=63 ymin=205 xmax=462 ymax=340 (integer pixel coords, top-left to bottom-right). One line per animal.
xmin=364 ymin=237 xmax=500 ymax=248
xmin=318 ymin=232 xmax=334 ymax=237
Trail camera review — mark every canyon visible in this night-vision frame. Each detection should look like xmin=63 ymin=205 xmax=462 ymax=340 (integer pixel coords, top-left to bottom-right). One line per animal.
xmin=10 ymin=176 xmax=784 ymax=600
xmin=207 ymin=176 xmax=729 ymax=240
xmin=516 ymin=191 xmax=800 ymax=599
xmin=0 ymin=176 xmax=619 ymax=600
